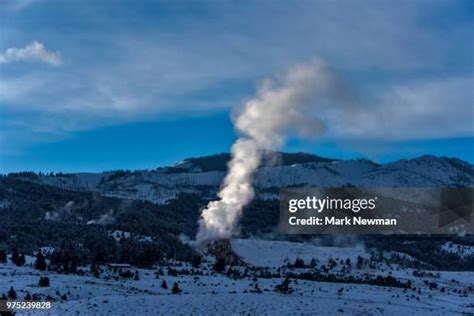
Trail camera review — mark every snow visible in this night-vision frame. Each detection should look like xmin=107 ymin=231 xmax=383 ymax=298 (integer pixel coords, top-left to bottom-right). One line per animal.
xmin=38 ymin=247 xmax=55 ymax=256
xmin=108 ymin=230 xmax=153 ymax=243
xmin=7 ymin=156 xmax=472 ymax=314
xmin=1 ymin=239 xmax=473 ymax=315
xmin=441 ymin=242 xmax=474 ymax=258
xmin=34 ymin=156 xmax=473 ymax=204
xmin=231 ymin=239 xmax=369 ymax=268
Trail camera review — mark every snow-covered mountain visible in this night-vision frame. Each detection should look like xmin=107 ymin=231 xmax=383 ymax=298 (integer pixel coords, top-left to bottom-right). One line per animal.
xmin=2 ymin=153 xmax=473 ymax=315
xmin=27 ymin=153 xmax=473 ymax=204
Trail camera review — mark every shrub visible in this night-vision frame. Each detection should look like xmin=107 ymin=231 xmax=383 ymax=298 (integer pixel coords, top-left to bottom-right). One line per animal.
xmin=275 ymin=278 xmax=294 ymax=294
xmin=171 ymin=282 xmax=182 ymax=294
xmin=39 ymin=277 xmax=50 ymax=287
xmin=213 ymin=257 xmax=226 ymax=273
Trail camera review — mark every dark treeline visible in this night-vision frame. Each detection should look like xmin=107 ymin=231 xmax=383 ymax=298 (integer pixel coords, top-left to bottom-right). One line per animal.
xmin=0 ymin=176 xmax=473 ymax=271
xmin=0 ymin=178 xmax=203 ymax=267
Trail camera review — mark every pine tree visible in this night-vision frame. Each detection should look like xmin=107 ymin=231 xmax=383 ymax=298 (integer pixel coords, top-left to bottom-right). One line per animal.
xmin=13 ymin=253 xmax=26 ymax=267
xmin=191 ymin=255 xmax=202 ymax=268
xmin=69 ymin=257 xmax=78 ymax=273
xmin=171 ymin=282 xmax=182 ymax=294
xmin=356 ymin=256 xmax=364 ymax=269
xmin=90 ymin=262 xmax=101 ymax=278
xmin=8 ymin=287 xmax=17 ymax=299
xmin=161 ymin=280 xmax=168 ymax=289
xmin=0 ymin=250 xmax=6 ymax=263
xmin=38 ymin=276 xmax=50 ymax=287
xmin=295 ymin=257 xmax=305 ymax=268
xmin=11 ymin=248 xmax=19 ymax=265
xmin=213 ymin=257 xmax=226 ymax=273
xmin=345 ymin=258 xmax=352 ymax=269
xmin=35 ymin=251 xmax=47 ymax=270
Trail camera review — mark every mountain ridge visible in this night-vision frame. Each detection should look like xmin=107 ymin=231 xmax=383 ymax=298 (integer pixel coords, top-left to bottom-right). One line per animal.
xmin=6 ymin=152 xmax=473 ymax=204
xmin=166 ymin=151 xmax=337 ymax=173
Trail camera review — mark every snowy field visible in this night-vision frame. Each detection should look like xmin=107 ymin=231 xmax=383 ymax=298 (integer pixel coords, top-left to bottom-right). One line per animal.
xmin=1 ymin=239 xmax=473 ymax=316
xmin=230 ymin=239 xmax=369 ymax=268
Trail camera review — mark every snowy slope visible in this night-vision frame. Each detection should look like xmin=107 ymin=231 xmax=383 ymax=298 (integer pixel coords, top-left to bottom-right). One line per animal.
xmin=31 ymin=155 xmax=473 ymax=204
xmin=1 ymin=239 xmax=473 ymax=315
xmin=231 ymin=239 xmax=369 ymax=268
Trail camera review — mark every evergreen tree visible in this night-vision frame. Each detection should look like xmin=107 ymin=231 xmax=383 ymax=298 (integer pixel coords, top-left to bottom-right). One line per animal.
xmin=69 ymin=257 xmax=78 ymax=273
xmin=191 ymin=255 xmax=202 ymax=268
xmin=7 ymin=287 xmax=17 ymax=300
xmin=10 ymin=248 xmax=19 ymax=265
xmin=213 ymin=257 xmax=226 ymax=273
xmin=161 ymin=280 xmax=168 ymax=289
xmin=90 ymin=262 xmax=100 ymax=278
xmin=0 ymin=250 xmax=6 ymax=263
xmin=345 ymin=258 xmax=352 ymax=269
xmin=38 ymin=276 xmax=50 ymax=287
xmin=171 ymin=282 xmax=182 ymax=294
xmin=293 ymin=257 xmax=305 ymax=268
xmin=327 ymin=258 xmax=337 ymax=269
xmin=35 ymin=251 xmax=47 ymax=271
xmin=16 ymin=254 xmax=26 ymax=267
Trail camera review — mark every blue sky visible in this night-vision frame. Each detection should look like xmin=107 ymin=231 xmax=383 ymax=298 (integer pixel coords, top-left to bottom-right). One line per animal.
xmin=0 ymin=0 xmax=473 ymax=172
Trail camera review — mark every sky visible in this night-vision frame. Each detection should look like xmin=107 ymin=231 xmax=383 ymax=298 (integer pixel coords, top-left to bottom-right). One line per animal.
xmin=0 ymin=0 xmax=473 ymax=173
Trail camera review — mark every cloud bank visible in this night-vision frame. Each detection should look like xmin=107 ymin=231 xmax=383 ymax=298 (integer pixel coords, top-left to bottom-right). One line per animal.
xmin=0 ymin=41 xmax=62 ymax=66
xmin=0 ymin=0 xmax=472 ymax=158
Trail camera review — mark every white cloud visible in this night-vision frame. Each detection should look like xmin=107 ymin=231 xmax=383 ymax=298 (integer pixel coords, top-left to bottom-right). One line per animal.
xmin=323 ymin=76 xmax=474 ymax=140
xmin=0 ymin=1 xmax=472 ymax=151
xmin=375 ymin=77 xmax=473 ymax=139
xmin=0 ymin=41 xmax=62 ymax=66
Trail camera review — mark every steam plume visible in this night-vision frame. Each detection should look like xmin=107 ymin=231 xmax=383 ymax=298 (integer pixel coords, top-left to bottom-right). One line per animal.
xmin=196 ymin=59 xmax=350 ymax=242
